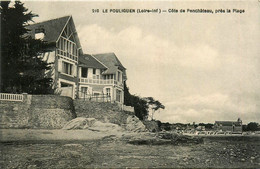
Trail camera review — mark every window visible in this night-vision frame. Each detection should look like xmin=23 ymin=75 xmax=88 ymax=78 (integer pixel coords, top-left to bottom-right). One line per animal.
xmin=93 ymin=68 xmax=96 ymax=75
xmin=35 ymin=27 xmax=45 ymax=34
xmin=94 ymin=93 xmax=100 ymax=96
xmin=66 ymin=41 xmax=69 ymax=52
xmin=81 ymin=87 xmax=88 ymax=97
xmin=35 ymin=27 xmax=45 ymax=40
xmin=62 ymin=61 xmax=73 ymax=75
xmin=116 ymin=89 xmax=121 ymax=102
xmin=35 ymin=33 xmax=44 ymax=40
xmin=81 ymin=68 xmax=88 ymax=78
xmin=61 ymin=82 xmax=72 ymax=87
xmin=118 ymin=71 xmax=121 ymax=82
xmin=58 ymin=37 xmax=77 ymax=55
xmin=106 ymin=88 xmax=111 ymax=96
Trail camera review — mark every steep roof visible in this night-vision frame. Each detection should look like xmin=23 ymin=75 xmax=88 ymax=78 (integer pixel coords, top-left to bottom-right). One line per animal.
xmin=93 ymin=53 xmax=127 ymax=79
xmin=26 ymin=16 xmax=70 ymax=43
xmin=93 ymin=53 xmax=126 ymax=70
xmin=79 ymin=54 xmax=106 ymax=69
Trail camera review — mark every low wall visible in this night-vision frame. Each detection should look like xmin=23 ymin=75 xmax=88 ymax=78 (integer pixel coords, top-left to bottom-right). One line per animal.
xmin=0 ymin=94 xmax=76 ymax=129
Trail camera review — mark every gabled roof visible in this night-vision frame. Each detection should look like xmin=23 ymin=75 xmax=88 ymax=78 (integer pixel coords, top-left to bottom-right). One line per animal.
xmin=79 ymin=54 xmax=106 ymax=69
xmin=27 ymin=15 xmax=83 ymax=55
xmin=93 ymin=53 xmax=126 ymax=70
xmin=92 ymin=53 xmax=127 ymax=80
xmin=27 ymin=16 xmax=70 ymax=43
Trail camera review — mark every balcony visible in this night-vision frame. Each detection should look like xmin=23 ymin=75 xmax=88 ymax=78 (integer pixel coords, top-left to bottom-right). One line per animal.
xmin=80 ymin=78 xmax=123 ymax=88
xmin=57 ymin=49 xmax=78 ymax=62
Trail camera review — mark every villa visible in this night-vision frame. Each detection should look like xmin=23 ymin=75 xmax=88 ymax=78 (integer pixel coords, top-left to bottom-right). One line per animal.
xmin=27 ymin=15 xmax=126 ymax=105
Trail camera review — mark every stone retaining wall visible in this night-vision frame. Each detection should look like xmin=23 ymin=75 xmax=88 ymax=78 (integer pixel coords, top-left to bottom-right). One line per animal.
xmin=0 ymin=94 xmax=76 ymax=129
xmin=74 ymin=100 xmax=134 ymax=125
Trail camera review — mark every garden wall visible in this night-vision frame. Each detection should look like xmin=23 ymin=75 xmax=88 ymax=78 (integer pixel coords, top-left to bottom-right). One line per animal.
xmin=0 ymin=94 xmax=76 ymax=129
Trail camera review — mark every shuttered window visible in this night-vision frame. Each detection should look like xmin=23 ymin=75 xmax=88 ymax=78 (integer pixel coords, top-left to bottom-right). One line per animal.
xmin=62 ymin=61 xmax=73 ymax=75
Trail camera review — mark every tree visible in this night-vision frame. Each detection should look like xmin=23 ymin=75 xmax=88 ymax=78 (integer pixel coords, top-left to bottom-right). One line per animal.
xmin=198 ymin=123 xmax=214 ymax=129
xmin=0 ymin=1 xmax=55 ymax=94
xmin=247 ymin=122 xmax=258 ymax=131
xmin=145 ymin=97 xmax=165 ymax=120
xmin=124 ymin=81 xmax=133 ymax=105
xmin=124 ymin=82 xmax=165 ymax=121
xmin=124 ymin=82 xmax=149 ymax=120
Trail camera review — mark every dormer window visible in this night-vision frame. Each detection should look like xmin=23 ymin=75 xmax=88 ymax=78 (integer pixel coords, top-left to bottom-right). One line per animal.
xmin=35 ymin=27 xmax=45 ymax=40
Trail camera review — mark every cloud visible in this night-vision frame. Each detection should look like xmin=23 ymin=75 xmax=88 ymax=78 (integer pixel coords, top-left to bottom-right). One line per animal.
xmin=77 ymin=24 xmax=260 ymax=124
xmin=176 ymin=45 xmax=220 ymax=70
xmin=77 ymin=24 xmax=221 ymax=69
xmin=155 ymin=93 xmax=260 ymax=124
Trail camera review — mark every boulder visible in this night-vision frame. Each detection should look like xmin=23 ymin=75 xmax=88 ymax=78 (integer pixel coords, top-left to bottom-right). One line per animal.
xmin=125 ymin=116 xmax=146 ymax=132
xmin=88 ymin=121 xmax=122 ymax=132
xmin=63 ymin=117 xmax=122 ymax=132
xmin=62 ymin=117 xmax=96 ymax=130
xmin=143 ymin=120 xmax=160 ymax=132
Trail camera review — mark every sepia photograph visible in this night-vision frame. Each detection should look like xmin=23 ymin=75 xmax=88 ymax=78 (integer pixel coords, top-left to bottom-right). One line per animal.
xmin=0 ymin=0 xmax=259 ymax=168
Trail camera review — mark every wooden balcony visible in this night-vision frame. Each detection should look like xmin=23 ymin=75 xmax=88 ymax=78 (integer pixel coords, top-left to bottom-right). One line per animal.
xmin=79 ymin=78 xmax=123 ymax=88
xmin=57 ymin=49 xmax=78 ymax=62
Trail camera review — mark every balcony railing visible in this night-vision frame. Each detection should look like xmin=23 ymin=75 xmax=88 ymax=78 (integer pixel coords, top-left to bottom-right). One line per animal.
xmin=57 ymin=49 xmax=78 ymax=62
xmin=80 ymin=78 xmax=123 ymax=88
xmin=79 ymin=92 xmax=112 ymax=103
xmin=0 ymin=93 xmax=23 ymax=102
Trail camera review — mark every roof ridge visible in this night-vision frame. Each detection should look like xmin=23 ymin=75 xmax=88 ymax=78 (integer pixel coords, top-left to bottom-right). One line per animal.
xmin=93 ymin=52 xmax=115 ymax=55
xmin=93 ymin=52 xmax=126 ymax=70
xmin=29 ymin=15 xmax=71 ymax=25
xmin=90 ymin=54 xmax=108 ymax=68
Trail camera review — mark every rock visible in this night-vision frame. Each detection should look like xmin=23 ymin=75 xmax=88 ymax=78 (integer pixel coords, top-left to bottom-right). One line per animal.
xmin=63 ymin=144 xmax=83 ymax=148
xmin=88 ymin=121 xmax=122 ymax=132
xmin=158 ymin=132 xmax=203 ymax=145
xmin=159 ymin=132 xmax=179 ymax=139
xmin=62 ymin=117 xmax=89 ymax=130
xmin=251 ymin=157 xmax=255 ymax=160
xmin=62 ymin=117 xmax=99 ymax=130
xmin=13 ymin=107 xmax=19 ymax=111
xmin=85 ymin=118 xmax=97 ymax=126
xmin=241 ymin=158 xmax=245 ymax=162
xmin=125 ymin=116 xmax=146 ymax=132
xmin=143 ymin=121 xmax=160 ymax=132
xmin=27 ymin=165 xmax=37 ymax=169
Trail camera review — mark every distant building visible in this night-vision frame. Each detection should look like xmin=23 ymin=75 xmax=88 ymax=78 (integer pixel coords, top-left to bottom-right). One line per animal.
xmin=196 ymin=125 xmax=205 ymax=131
xmin=214 ymin=118 xmax=242 ymax=133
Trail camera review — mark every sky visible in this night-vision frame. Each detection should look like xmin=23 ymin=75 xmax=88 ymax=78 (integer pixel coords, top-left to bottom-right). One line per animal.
xmin=23 ymin=0 xmax=260 ymax=124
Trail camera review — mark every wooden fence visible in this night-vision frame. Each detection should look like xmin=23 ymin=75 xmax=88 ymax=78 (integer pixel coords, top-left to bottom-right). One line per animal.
xmin=0 ymin=93 xmax=24 ymax=102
